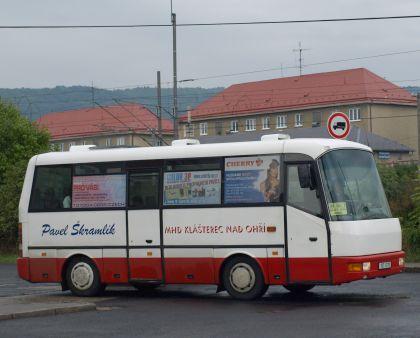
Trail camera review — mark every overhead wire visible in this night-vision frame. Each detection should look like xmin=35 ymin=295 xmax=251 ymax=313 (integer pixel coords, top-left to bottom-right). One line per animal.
xmin=1 ymin=15 xmax=419 ymax=29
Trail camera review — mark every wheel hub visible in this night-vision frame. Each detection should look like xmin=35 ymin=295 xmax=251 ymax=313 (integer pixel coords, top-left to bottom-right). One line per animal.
xmin=71 ymin=262 xmax=94 ymax=290
xmin=230 ymin=263 xmax=255 ymax=293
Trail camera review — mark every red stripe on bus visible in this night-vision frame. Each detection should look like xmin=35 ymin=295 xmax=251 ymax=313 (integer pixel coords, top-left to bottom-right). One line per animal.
xmin=20 ymin=251 xmax=404 ymax=285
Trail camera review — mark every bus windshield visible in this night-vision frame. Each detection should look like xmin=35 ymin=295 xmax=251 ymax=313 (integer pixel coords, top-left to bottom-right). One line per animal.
xmin=319 ymin=149 xmax=392 ymax=221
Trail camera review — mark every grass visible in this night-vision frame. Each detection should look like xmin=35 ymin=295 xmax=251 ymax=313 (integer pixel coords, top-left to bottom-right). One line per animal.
xmin=0 ymin=252 xmax=17 ymax=264
xmin=405 ymin=250 xmax=420 ymax=263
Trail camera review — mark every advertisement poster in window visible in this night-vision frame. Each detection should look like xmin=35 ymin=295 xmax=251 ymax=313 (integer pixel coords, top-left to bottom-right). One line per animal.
xmin=163 ymin=170 xmax=221 ymax=205
xmin=224 ymin=155 xmax=280 ymax=203
xmin=72 ymin=175 xmax=126 ymax=208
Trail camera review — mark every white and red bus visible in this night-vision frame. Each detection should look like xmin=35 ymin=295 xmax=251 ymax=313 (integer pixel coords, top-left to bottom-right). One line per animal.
xmin=17 ymin=135 xmax=404 ymax=299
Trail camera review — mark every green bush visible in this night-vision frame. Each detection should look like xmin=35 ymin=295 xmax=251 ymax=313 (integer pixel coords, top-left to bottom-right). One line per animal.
xmin=0 ymin=100 xmax=50 ymax=251
xmin=378 ymin=163 xmax=420 ymax=261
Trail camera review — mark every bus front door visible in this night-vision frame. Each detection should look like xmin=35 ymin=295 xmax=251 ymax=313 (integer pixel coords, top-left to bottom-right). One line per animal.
xmin=127 ymin=170 xmax=163 ymax=282
xmin=285 ymin=164 xmax=330 ymax=284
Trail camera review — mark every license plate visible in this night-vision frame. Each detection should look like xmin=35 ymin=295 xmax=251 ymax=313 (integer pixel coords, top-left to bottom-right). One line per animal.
xmin=379 ymin=261 xmax=391 ymax=270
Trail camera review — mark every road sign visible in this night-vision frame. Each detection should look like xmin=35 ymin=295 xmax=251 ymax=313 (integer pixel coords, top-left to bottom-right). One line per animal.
xmin=327 ymin=112 xmax=351 ymax=139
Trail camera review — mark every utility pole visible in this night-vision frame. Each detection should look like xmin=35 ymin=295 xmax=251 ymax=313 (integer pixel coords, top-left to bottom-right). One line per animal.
xmin=91 ymin=81 xmax=95 ymax=107
xmin=157 ymin=71 xmax=162 ymax=146
xmin=293 ymin=42 xmax=309 ymax=76
xmin=171 ymin=1 xmax=178 ymax=140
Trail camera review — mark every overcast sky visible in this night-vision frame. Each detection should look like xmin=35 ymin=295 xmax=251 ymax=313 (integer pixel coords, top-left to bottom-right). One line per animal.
xmin=0 ymin=0 xmax=419 ymax=89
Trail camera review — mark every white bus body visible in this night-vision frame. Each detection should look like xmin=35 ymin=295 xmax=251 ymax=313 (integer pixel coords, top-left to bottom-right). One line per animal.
xmin=17 ymin=137 xmax=404 ymax=299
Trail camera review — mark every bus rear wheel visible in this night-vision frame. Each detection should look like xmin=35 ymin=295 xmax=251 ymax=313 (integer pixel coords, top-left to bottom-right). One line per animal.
xmin=283 ymin=284 xmax=315 ymax=293
xmin=66 ymin=257 xmax=103 ymax=297
xmin=222 ymin=256 xmax=267 ymax=300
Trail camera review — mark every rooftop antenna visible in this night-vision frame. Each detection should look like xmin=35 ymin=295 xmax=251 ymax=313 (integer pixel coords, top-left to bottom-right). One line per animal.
xmin=293 ymin=42 xmax=310 ymax=76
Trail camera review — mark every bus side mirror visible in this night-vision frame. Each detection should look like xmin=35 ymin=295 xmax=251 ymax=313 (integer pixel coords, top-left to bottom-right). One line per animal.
xmin=298 ymin=164 xmax=317 ymax=190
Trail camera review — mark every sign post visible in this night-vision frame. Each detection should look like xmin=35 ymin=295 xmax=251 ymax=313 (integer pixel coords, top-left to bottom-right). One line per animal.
xmin=327 ymin=112 xmax=351 ymax=139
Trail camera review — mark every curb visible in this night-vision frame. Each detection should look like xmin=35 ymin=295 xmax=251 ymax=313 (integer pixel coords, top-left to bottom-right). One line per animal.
xmin=404 ymin=266 xmax=420 ymax=273
xmin=0 ymin=303 xmax=96 ymax=321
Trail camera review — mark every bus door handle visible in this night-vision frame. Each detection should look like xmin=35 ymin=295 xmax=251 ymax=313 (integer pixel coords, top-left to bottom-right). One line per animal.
xmin=145 ymin=239 xmax=153 ymax=244
xmin=309 ymin=237 xmax=318 ymax=242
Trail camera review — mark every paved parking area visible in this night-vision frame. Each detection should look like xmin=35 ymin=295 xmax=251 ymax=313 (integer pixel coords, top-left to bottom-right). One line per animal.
xmin=1 ymin=264 xmax=419 ymax=338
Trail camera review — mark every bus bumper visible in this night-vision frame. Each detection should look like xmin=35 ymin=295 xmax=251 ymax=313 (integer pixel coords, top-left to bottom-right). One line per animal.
xmin=17 ymin=257 xmax=30 ymax=281
xmin=332 ymin=251 xmax=405 ymax=284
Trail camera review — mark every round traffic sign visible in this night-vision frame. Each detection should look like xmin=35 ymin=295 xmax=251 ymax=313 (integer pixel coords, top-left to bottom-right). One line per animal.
xmin=327 ymin=112 xmax=351 ymax=139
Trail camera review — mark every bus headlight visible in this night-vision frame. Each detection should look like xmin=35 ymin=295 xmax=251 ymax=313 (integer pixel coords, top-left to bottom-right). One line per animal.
xmin=398 ymin=257 xmax=404 ymax=267
xmin=362 ymin=262 xmax=371 ymax=272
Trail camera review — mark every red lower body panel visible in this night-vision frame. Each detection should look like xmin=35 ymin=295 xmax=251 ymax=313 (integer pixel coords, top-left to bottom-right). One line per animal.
xmin=17 ymin=257 xmax=30 ymax=281
xmin=18 ymin=251 xmax=404 ymax=286
xmin=288 ymin=258 xmax=330 ymax=282
xmin=331 ymin=251 xmax=405 ymax=284
xmin=129 ymin=257 xmax=162 ymax=281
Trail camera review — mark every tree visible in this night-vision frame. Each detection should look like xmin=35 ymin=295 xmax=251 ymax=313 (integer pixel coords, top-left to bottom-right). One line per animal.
xmin=0 ymin=100 xmax=50 ymax=251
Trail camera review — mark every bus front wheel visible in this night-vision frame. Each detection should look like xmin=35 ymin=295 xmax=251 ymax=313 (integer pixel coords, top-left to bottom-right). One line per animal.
xmin=222 ymin=256 xmax=267 ymax=300
xmin=283 ymin=284 xmax=315 ymax=293
xmin=66 ymin=257 xmax=103 ymax=297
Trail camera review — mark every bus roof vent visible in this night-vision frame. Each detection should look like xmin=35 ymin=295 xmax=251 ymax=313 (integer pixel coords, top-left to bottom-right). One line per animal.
xmin=171 ymin=139 xmax=200 ymax=146
xmin=69 ymin=145 xmax=97 ymax=152
xmin=261 ymin=133 xmax=290 ymax=142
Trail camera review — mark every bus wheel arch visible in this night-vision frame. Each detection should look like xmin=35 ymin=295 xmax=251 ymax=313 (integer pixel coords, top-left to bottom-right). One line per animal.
xmin=61 ymin=254 xmax=104 ymax=296
xmin=219 ymin=253 xmax=268 ymax=300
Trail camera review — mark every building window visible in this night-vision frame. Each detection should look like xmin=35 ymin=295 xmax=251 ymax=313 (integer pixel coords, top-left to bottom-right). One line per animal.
xmin=185 ymin=124 xmax=194 ymax=138
xmin=348 ymin=108 xmax=361 ymax=121
xmin=295 ymin=113 xmax=303 ymax=127
xmin=312 ymin=111 xmax=321 ymax=127
xmin=245 ymin=119 xmax=256 ymax=131
xmin=230 ymin=120 xmax=238 ymax=133
xmin=276 ymin=115 xmax=287 ymax=129
xmin=105 ymin=138 xmax=112 ymax=147
xmin=117 ymin=137 xmax=125 ymax=146
xmin=215 ymin=121 xmax=223 ymax=135
xmin=262 ymin=116 xmax=270 ymax=130
xmin=199 ymin=122 xmax=208 ymax=136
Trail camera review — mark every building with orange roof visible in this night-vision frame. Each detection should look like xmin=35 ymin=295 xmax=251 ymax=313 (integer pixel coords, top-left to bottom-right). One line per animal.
xmin=37 ymin=103 xmax=174 ymax=151
xmin=180 ymin=68 xmax=419 ymax=160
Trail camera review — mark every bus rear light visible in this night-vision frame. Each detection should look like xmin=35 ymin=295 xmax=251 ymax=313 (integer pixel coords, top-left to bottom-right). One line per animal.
xmin=347 ymin=263 xmax=362 ymax=272
xmin=399 ymin=257 xmax=404 ymax=267
xmin=267 ymin=226 xmax=276 ymax=233
xmin=18 ymin=222 xmax=23 ymax=257
xmin=362 ymin=262 xmax=371 ymax=272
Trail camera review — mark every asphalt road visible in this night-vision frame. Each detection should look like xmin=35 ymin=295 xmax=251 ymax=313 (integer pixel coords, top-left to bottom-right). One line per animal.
xmin=1 ymin=264 xmax=419 ymax=338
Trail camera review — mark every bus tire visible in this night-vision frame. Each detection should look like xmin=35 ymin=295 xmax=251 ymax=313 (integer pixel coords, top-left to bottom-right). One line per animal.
xmin=66 ymin=257 xmax=103 ymax=297
xmin=283 ymin=284 xmax=315 ymax=293
xmin=222 ymin=256 xmax=267 ymax=300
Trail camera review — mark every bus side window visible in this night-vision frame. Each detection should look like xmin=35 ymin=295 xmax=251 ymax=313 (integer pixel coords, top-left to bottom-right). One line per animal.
xmin=128 ymin=173 xmax=159 ymax=209
xmin=287 ymin=165 xmax=321 ymax=217
xmin=29 ymin=166 xmax=72 ymax=211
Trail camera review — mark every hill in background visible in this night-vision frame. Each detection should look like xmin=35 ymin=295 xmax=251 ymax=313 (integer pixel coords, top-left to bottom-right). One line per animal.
xmin=0 ymin=86 xmax=224 ymax=121
xmin=0 ymin=85 xmax=418 ymax=121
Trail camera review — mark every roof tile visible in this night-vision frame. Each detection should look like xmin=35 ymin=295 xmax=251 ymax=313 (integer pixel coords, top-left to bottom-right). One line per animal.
xmin=36 ymin=104 xmax=174 ymax=140
xmin=188 ymin=68 xmax=416 ymax=120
